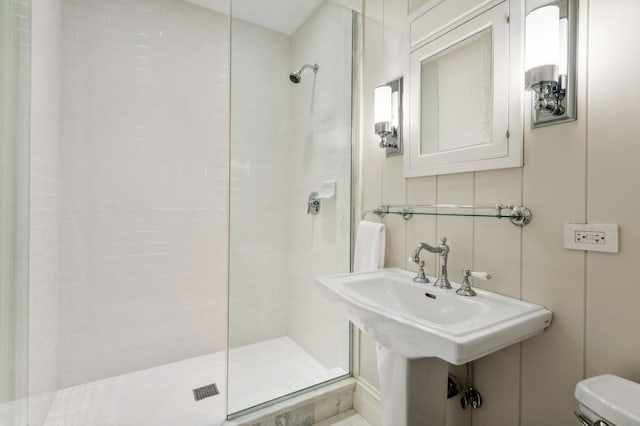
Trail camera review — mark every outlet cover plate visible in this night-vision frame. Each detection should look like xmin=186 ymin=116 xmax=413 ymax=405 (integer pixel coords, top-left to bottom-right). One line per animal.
xmin=564 ymin=223 xmax=619 ymax=253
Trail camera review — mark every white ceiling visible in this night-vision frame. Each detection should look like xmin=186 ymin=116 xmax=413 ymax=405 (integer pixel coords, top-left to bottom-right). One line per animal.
xmin=184 ymin=0 xmax=325 ymax=35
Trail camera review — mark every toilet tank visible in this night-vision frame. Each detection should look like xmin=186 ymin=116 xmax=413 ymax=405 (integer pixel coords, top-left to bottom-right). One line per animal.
xmin=575 ymin=374 xmax=640 ymax=426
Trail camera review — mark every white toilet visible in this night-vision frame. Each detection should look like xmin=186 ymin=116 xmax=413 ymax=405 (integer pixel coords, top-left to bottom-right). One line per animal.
xmin=575 ymin=374 xmax=640 ymax=425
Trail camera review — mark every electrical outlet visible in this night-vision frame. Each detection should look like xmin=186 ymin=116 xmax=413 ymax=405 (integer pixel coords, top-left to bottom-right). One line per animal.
xmin=564 ymin=223 xmax=619 ymax=253
xmin=574 ymin=231 xmax=606 ymax=244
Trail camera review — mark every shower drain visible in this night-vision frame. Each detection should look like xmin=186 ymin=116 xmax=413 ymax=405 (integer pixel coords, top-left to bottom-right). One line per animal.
xmin=193 ymin=383 xmax=220 ymax=401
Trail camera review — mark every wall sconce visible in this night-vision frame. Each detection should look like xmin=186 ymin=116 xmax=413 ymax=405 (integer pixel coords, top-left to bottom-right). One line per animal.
xmin=374 ymin=77 xmax=403 ymax=156
xmin=524 ymin=0 xmax=577 ymax=127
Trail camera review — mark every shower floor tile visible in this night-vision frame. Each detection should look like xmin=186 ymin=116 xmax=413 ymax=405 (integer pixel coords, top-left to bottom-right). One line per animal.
xmin=44 ymin=350 xmax=225 ymax=426
xmin=44 ymin=337 xmax=346 ymax=426
xmin=228 ymin=336 xmax=347 ymax=413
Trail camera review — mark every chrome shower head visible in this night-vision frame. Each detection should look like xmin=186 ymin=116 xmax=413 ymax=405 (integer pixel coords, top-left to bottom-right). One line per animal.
xmin=289 ymin=63 xmax=319 ymax=84
xmin=289 ymin=72 xmax=302 ymax=84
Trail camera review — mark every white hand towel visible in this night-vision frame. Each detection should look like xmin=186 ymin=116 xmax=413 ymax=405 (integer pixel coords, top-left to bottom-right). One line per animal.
xmin=353 ymin=220 xmax=385 ymax=272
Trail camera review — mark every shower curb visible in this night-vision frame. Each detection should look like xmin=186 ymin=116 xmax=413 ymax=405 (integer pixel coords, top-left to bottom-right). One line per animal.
xmin=224 ymin=378 xmax=356 ymax=426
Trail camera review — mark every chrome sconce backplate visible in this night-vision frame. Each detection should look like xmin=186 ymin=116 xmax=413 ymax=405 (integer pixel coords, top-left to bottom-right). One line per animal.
xmin=525 ymin=0 xmax=578 ymax=128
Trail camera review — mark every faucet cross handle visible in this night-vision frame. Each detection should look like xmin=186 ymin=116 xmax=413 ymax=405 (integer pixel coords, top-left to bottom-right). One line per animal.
xmin=456 ymin=269 xmax=492 ymax=297
xmin=408 ymin=257 xmax=429 ymax=283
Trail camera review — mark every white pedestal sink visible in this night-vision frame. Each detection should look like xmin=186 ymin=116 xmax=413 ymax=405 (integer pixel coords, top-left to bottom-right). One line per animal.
xmin=376 ymin=345 xmax=448 ymax=426
xmin=316 ymin=268 xmax=552 ymax=426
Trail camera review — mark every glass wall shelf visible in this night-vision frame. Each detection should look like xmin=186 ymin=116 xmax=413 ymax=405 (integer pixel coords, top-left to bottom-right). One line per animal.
xmin=363 ymin=204 xmax=532 ymax=227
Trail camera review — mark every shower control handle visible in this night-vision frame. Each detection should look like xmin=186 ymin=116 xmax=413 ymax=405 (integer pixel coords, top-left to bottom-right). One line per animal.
xmin=307 ymin=192 xmax=321 ymax=215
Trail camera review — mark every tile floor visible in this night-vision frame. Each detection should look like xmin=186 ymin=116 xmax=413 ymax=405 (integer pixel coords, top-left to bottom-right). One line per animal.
xmin=44 ymin=337 xmax=347 ymax=426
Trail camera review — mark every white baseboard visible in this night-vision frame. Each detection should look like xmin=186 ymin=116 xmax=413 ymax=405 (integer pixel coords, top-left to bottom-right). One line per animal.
xmin=353 ymin=379 xmax=382 ymax=426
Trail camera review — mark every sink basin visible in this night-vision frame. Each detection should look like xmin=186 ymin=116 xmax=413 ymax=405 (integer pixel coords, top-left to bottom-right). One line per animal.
xmin=316 ymin=267 xmax=552 ymax=364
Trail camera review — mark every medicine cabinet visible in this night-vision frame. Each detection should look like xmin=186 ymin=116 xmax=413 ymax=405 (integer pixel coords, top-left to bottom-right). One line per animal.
xmin=406 ymin=0 xmax=523 ymax=177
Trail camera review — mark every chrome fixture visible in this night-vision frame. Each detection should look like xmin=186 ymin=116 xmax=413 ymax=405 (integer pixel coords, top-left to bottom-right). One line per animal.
xmin=289 ymin=63 xmax=318 ymax=84
xmin=410 ymin=255 xmax=429 ymax=283
xmin=362 ymin=203 xmax=532 ymax=227
xmin=411 ymin=237 xmax=451 ymax=289
xmin=374 ymin=77 xmax=403 ymax=156
xmin=306 ymin=182 xmax=336 ymax=215
xmin=460 ymin=362 xmax=482 ymax=410
xmin=447 ymin=374 xmax=461 ymax=399
xmin=461 ymin=386 xmax=482 ymax=410
xmin=524 ymin=0 xmax=577 ymax=127
xmin=575 ymin=413 xmax=610 ymax=426
xmin=456 ymin=269 xmax=492 ymax=297
xmin=434 ymin=237 xmax=451 ymax=289
xmin=307 ymin=191 xmax=320 ymax=215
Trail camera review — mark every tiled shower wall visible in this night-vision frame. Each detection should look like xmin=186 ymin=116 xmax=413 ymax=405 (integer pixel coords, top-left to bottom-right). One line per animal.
xmin=58 ymin=0 xmax=229 ymax=388
xmin=356 ymin=0 xmax=640 ymax=425
xmin=29 ymin=1 xmax=61 ymax=424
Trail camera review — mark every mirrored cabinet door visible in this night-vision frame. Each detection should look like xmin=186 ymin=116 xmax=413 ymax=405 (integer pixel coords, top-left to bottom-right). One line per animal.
xmin=420 ymin=27 xmax=493 ymax=156
xmin=407 ymin=0 xmax=523 ymax=177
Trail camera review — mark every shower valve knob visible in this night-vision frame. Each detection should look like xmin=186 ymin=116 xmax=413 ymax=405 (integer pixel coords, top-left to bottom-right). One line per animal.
xmin=307 ymin=199 xmax=320 ymax=215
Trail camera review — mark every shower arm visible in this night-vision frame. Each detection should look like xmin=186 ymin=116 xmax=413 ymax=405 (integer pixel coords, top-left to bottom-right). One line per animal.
xmin=297 ymin=64 xmax=318 ymax=74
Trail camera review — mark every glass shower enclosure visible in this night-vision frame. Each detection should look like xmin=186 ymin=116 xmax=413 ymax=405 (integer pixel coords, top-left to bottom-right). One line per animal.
xmin=0 ymin=1 xmax=354 ymax=424
xmin=0 ymin=1 xmax=31 ymax=425
xmin=227 ymin=0 xmax=354 ymax=416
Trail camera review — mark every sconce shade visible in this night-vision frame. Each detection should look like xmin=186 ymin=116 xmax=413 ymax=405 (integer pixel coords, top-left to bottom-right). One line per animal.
xmin=374 ymin=85 xmax=392 ymax=124
xmin=558 ymin=17 xmax=568 ymax=74
xmin=391 ymin=90 xmax=399 ymax=128
xmin=525 ymin=5 xmax=560 ymax=71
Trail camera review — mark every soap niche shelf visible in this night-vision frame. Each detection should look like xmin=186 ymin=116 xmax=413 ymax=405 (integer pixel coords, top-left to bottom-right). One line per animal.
xmin=363 ymin=203 xmax=532 ymax=227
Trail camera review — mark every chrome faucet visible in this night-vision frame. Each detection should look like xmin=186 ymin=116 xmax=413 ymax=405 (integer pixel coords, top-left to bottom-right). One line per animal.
xmin=411 ymin=237 xmax=451 ymax=289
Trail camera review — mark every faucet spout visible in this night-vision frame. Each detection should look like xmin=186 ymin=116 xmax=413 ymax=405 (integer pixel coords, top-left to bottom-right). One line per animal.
xmin=412 ymin=242 xmax=442 ymax=263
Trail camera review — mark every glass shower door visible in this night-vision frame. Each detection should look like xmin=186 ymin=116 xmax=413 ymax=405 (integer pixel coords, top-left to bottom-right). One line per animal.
xmin=227 ymin=0 xmax=354 ymax=416
xmin=0 ymin=1 xmax=31 ymax=425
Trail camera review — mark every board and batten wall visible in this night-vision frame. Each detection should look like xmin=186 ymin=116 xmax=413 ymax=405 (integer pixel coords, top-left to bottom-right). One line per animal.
xmin=354 ymin=0 xmax=640 ymax=425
